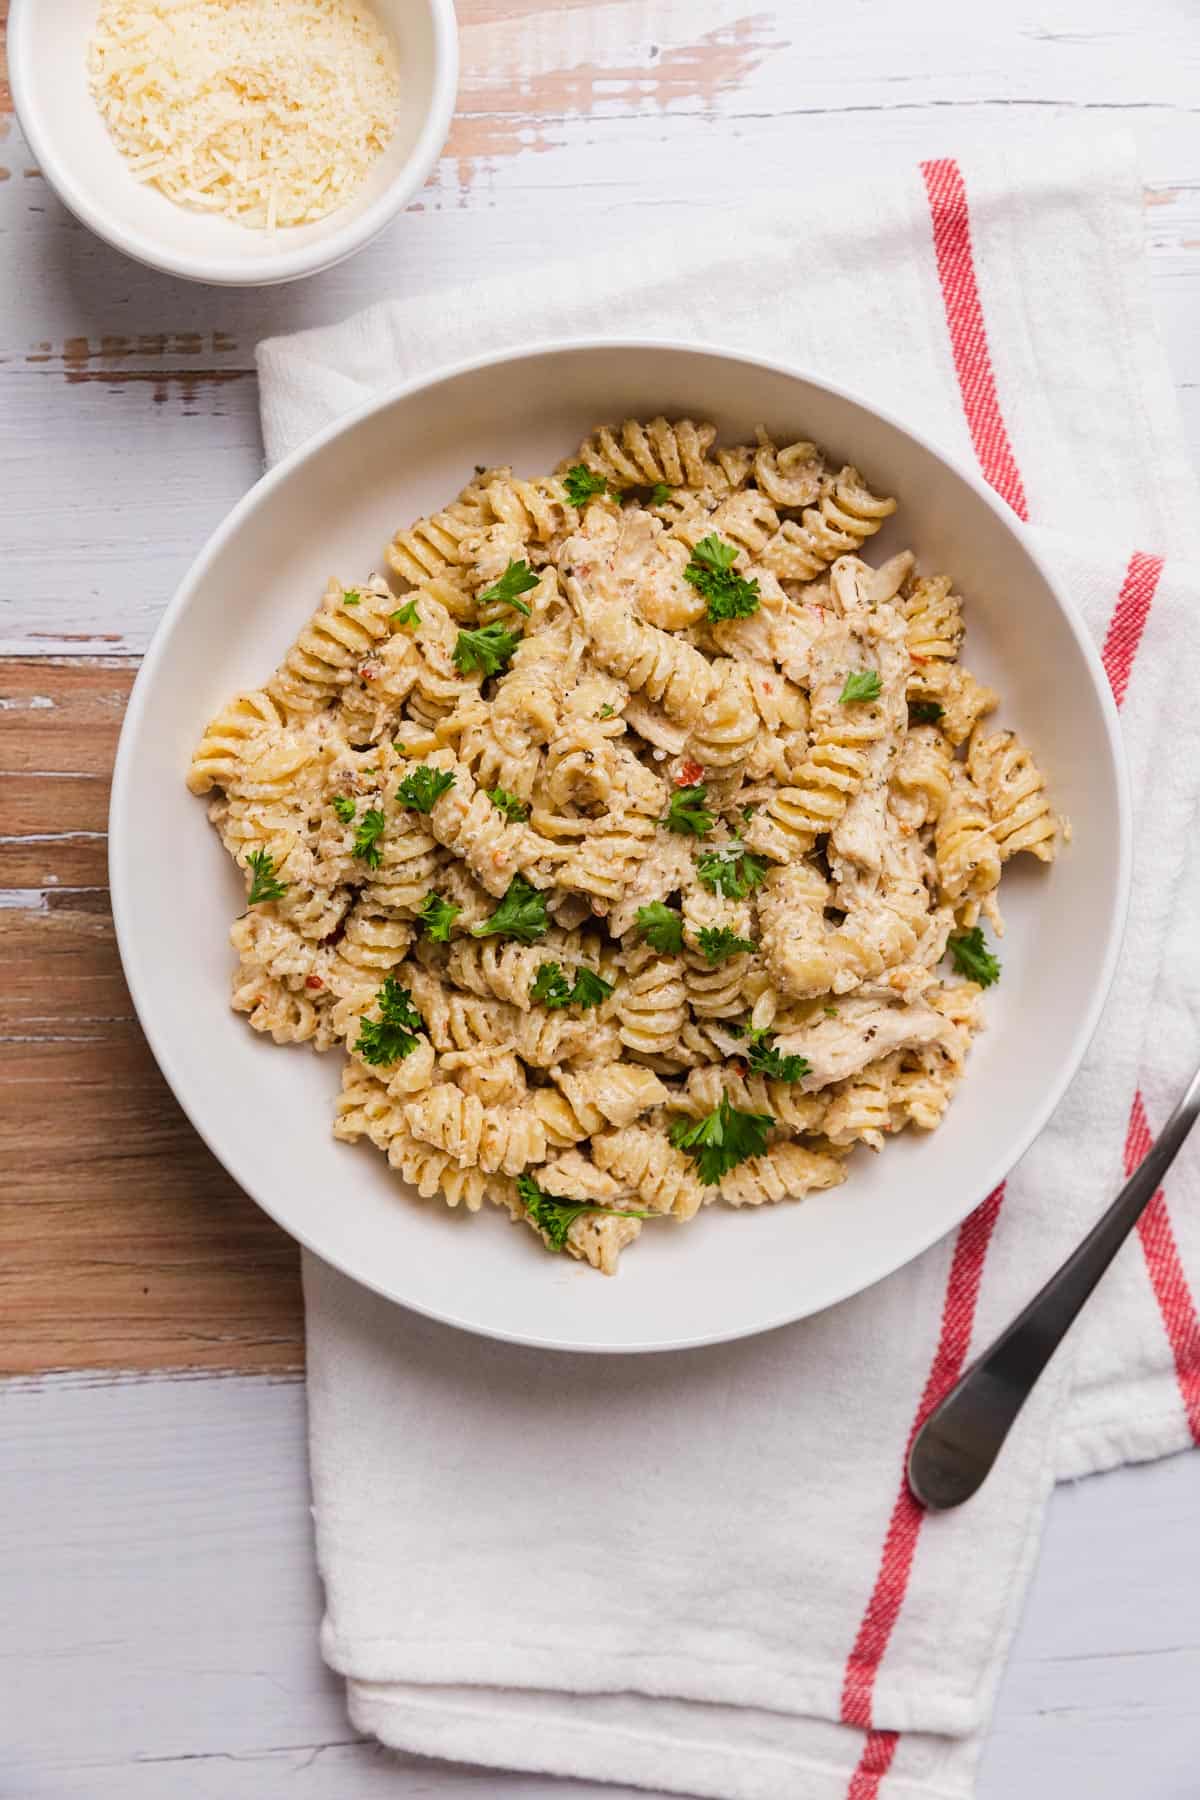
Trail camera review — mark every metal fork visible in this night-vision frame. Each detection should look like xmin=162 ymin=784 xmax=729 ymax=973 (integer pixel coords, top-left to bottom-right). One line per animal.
xmin=907 ymin=1059 xmax=1200 ymax=1510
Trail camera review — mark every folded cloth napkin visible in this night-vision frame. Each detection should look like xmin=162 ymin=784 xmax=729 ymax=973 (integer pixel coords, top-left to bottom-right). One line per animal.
xmin=258 ymin=132 xmax=1200 ymax=1799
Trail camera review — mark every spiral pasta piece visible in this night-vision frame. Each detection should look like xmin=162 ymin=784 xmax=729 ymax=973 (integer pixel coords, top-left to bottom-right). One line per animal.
xmin=266 ymin=576 xmax=396 ymax=720
xmin=616 ymin=944 xmax=688 ymax=1057
xmin=759 ymin=468 xmax=897 ymax=582
xmin=935 ymin=765 xmax=1002 ymax=914
xmin=568 ymin=416 xmax=743 ymax=494
xmin=403 ymin=1084 xmax=547 ymax=1176
xmin=579 ymin=597 xmax=713 ymax=726
xmin=967 ymin=727 xmax=1062 ymax=865
xmin=719 ymin=1142 xmax=847 ymax=1208
xmin=591 ymin=1124 xmax=706 ymax=1219
xmin=188 ymin=689 xmax=285 ymax=794
xmin=387 ymin=479 xmax=491 ymax=588
xmin=534 ymin=1065 xmax=669 ymax=1149
xmin=901 ymin=573 xmax=964 ymax=661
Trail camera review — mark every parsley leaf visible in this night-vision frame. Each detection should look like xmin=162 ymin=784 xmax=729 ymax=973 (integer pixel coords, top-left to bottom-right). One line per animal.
xmin=663 ymin=783 xmax=714 ymax=837
xmin=908 ymin=698 xmax=944 ymax=726
xmin=354 ymin=976 xmax=426 ymax=1067
xmin=516 ymin=1171 xmax=649 ymax=1254
xmin=696 ymin=842 xmax=768 ymax=901
xmin=342 ymin=588 xmax=361 ymax=607
xmin=741 ymin=1026 xmax=810 ymax=1082
xmin=396 ymin=764 xmax=456 ymax=813
xmin=598 ymin=703 xmax=616 ymax=719
xmin=563 ymin=464 xmax=609 ymax=508
xmin=697 ymin=925 xmax=757 ymax=964
xmin=529 ymin=961 xmax=614 ymax=1011
xmin=529 ymin=962 xmax=573 ymax=1010
xmin=649 ymin=482 xmax=673 ymax=506
xmin=684 ymin=534 xmax=761 ymax=622
xmin=389 ymin=599 xmax=420 ymax=629
xmin=635 ymin=902 xmax=685 ymax=955
xmin=332 ymin=795 xmax=357 ymax=824
xmin=569 ymin=966 xmax=614 ymax=1011
xmin=488 ymin=785 xmax=529 ymax=822
xmin=948 ymin=926 xmax=1001 ymax=987
xmin=471 ymin=874 xmax=549 ymax=944
xmin=453 ymin=622 xmax=522 ymax=678
xmin=245 ymin=848 xmax=287 ymax=906
xmin=417 ymin=891 xmax=459 ymax=942
xmin=353 ymin=806 xmax=387 ymax=868
xmin=668 ymin=1096 xmax=774 ymax=1185
xmin=840 ymin=670 xmax=883 ymax=704
xmin=478 ymin=558 xmax=539 ymax=617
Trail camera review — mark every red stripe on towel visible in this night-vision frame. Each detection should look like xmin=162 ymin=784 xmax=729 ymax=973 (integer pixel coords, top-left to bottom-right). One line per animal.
xmin=1125 ymin=1093 xmax=1200 ymax=1444
xmin=846 ymin=1729 xmax=900 ymax=1800
xmin=1100 ymin=564 xmax=1198 ymax=1440
xmin=841 ymin=1185 xmax=1005 ymax=1759
xmin=920 ymin=158 xmax=1029 ymax=520
xmin=1100 ymin=551 xmax=1164 ymax=708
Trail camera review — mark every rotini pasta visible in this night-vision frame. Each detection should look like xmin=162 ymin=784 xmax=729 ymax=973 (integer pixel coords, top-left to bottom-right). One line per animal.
xmin=191 ymin=418 xmax=1061 ymax=1272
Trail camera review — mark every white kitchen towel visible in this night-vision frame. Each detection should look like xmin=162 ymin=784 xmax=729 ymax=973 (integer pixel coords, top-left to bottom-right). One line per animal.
xmin=259 ymin=132 xmax=1200 ymax=1800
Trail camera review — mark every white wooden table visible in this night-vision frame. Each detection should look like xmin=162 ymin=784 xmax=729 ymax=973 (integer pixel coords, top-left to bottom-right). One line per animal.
xmin=4 ymin=3 xmax=1200 ymax=1794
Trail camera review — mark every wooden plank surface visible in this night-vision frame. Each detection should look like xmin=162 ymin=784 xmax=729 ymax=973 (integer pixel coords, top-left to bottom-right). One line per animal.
xmin=0 ymin=660 xmax=303 ymax=1374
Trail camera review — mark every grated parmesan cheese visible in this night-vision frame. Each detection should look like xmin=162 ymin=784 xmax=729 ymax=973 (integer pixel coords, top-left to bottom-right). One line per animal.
xmin=87 ymin=0 xmax=403 ymax=231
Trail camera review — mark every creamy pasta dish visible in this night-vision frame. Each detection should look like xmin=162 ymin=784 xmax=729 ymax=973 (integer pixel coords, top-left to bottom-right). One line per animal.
xmin=188 ymin=418 xmax=1062 ymax=1274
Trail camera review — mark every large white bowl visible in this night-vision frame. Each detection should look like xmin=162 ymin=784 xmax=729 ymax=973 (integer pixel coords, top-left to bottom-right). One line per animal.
xmin=109 ymin=342 xmax=1130 ymax=1353
xmin=8 ymin=0 xmax=458 ymax=286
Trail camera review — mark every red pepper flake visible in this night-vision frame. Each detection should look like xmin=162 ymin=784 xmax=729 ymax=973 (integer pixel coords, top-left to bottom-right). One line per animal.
xmin=676 ymin=759 xmax=704 ymax=786
xmin=358 ymin=659 xmax=381 ymax=682
xmin=730 ymin=1060 xmax=748 ymax=1078
xmin=305 ymin=975 xmax=324 ymax=990
xmin=910 ymin=651 xmax=929 ymax=665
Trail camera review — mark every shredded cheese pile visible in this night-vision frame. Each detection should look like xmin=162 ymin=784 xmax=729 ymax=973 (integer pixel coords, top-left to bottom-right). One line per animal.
xmin=88 ymin=0 xmax=402 ymax=232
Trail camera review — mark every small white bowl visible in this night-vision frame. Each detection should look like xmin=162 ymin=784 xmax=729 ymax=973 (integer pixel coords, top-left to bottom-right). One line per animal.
xmin=109 ymin=341 xmax=1130 ymax=1355
xmin=8 ymin=0 xmax=458 ymax=287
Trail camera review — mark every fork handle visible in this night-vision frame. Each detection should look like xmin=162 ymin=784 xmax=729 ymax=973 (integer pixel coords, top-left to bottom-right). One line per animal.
xmin=907 ymin=1059 xmax=1200 ymax=1511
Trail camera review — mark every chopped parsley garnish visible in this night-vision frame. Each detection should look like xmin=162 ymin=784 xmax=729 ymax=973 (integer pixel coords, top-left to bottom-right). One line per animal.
xmin=352 ymin=806 xmax=387 ymax=868
xmin=529 ymin=961 xmax=614 ymax=1011
xmin=471 ymin=874 xmax=549 ymax=943
xmin=563 ymin=464 xmax=610 ymax=508
xmin=529 ymin=962 xmax=573 ymax=1010
xmin=598 ymin=703 xmax=616 ymax=719
xmin=684 ymin=534 xmax=761 ymax=622
xmin=696 ymin=842 xmax=768 ymax=900
xmin=696 ymin=925 xmax=757 ymax=964
xmin=668 ymin=1096 xmax=773 ymax=1185
xmin=332 ymin=795 xmax=357 ymax=824
xmin=908 ymin=698 xmax=944 ymax=726
xmin=515 ymin=1172 xmax=648 ymax=1254
xmin=354 ymin=977 xmax=425 ymax=1067
xmin=948 ymin=925 xmax=1001 ymax=987
xmin=453 ymin=621 xmax=522 ymax=678
xmin=635 ymin=901 xmax=685 ymax=955
xmin=342 ymin=588 xmax=361 ymax=607
xmin=245 ymin=848 xmax=287 ymax=906
xmin=649 ymin=482 xmax=673 ymax=506
xmin=389 ymin=599 xmax=420 ymax=629
xmin=487 ymin=785 xmax=529 ymax=822
xmin=570 ymin=966 xmax=614 ymax=1010
xmin=740 ymin=1025 xmax=810 ymax=1082
xmin=824 ymin=1003 xmax=839 ymax=1017
xmin=840 ymin=670 xmax=883 ymax=704
xmin=742 ymin=803 xmax=757 ymax=821
xmin=478 ymin=558 xmax=539 ymax=617
xmin=662 ymin=783 xmax=714 ymax=837
xmin=417 ymin=891 xmax=460 ymax=942
xmin=396 ymin=764 xmax=456 ymax=813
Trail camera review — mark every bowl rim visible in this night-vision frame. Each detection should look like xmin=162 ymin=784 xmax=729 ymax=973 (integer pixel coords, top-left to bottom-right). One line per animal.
xmin=109 ymin=336 xmax=1133 ymax=1352
xmin=7 ymin=0 xmax=460 ymax=288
